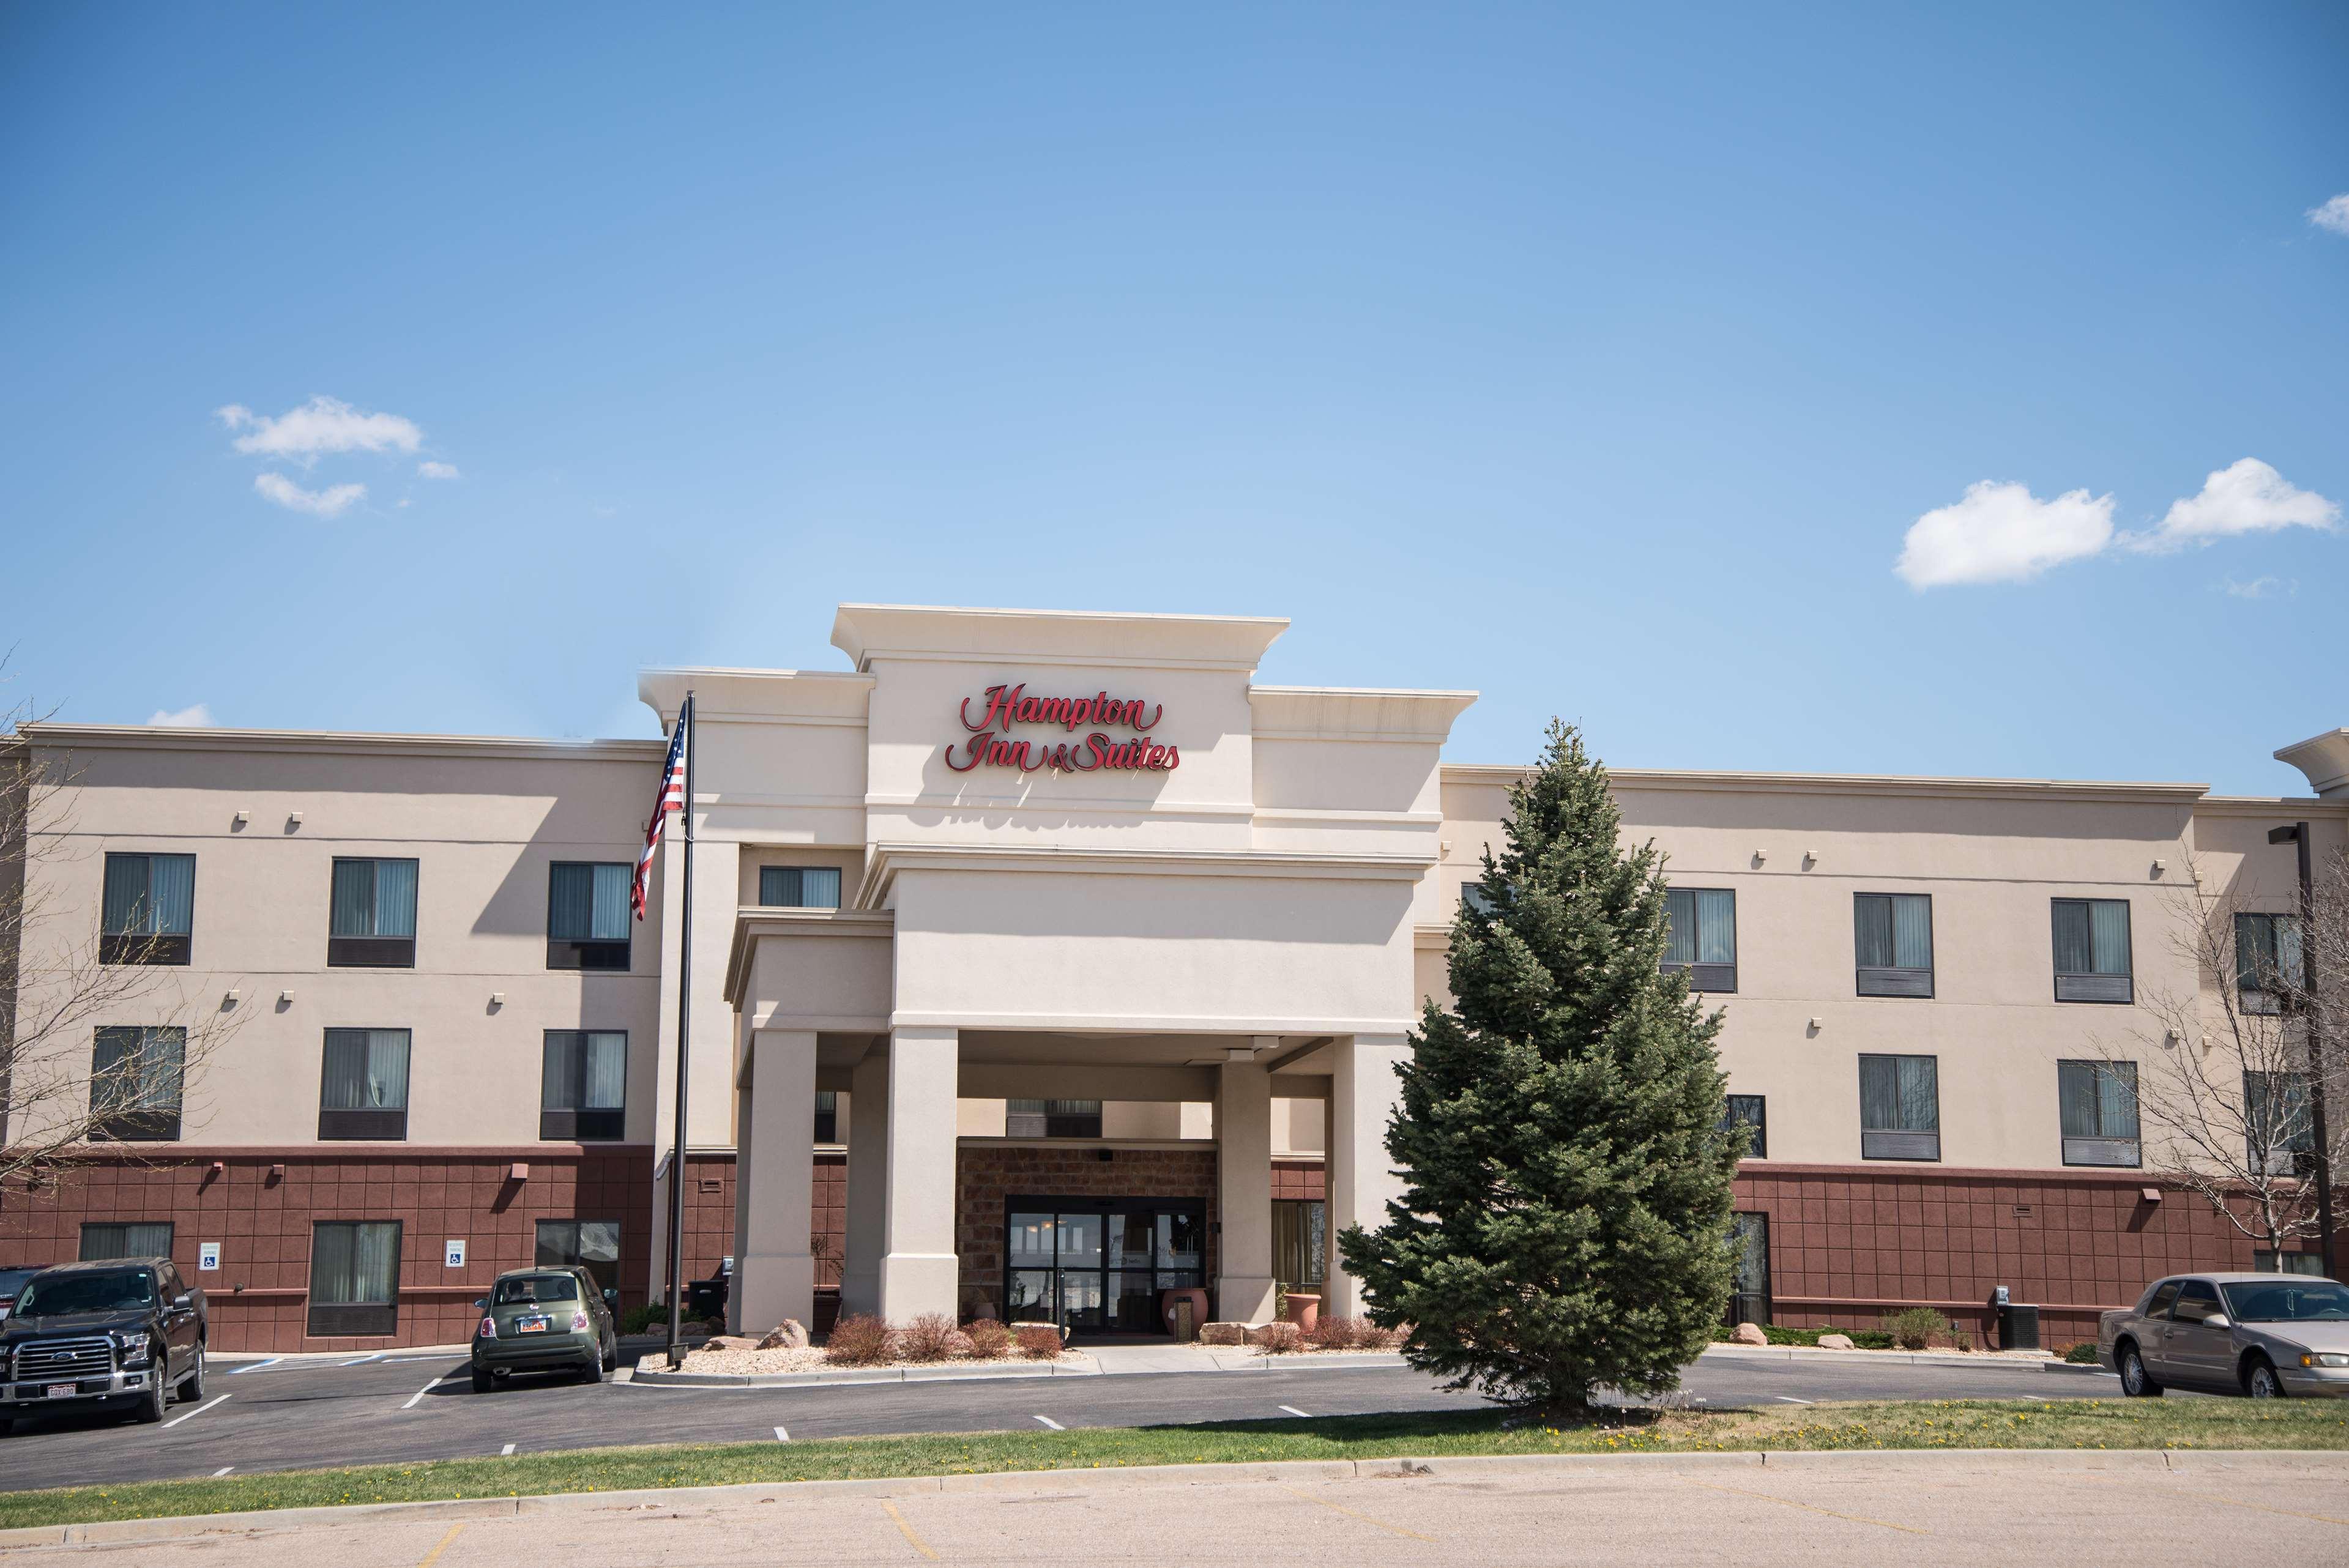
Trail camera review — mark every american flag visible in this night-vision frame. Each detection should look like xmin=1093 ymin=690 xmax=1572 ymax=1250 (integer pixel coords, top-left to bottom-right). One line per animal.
xmin=632 ymin=705 xmax=689 ymax=920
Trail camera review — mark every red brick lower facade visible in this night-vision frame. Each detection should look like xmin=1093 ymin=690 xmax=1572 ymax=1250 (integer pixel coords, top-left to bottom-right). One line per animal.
xmin=954 ymin=1145 xmax=1219 ymax=1321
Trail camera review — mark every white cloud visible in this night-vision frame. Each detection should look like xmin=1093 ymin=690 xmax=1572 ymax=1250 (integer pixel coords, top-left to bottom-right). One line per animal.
xmin=2310 ymin=194 xmax=2349 ymax=237
xmin=417 ymin=460 xmax=460 ymax=480
xmin=2132 ymin=458 xmax=2339 ymax=552
xmin=146 ymin=703 xmax=213 ymax=727
xmin=1894 ymin=480 xmax=2115 ymax=589
xmin=2217 ymin=574 xmax=2294 ymax=600
xmin=217 ymin=396 xmax=422 ymax=459
xmin=254 ymin=472 xmax=367 ymax=518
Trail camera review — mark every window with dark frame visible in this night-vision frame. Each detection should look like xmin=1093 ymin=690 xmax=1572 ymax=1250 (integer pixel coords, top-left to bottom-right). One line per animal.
xmin=2245 ymin=1069 xmax=2314 ymax=1176
xmin=546 ymin=862 xmax=631 ymax=970
xmin=1858 ymin=1053 xmax=1940 ymax=1161
xmin=1726 ymin=1212 xmax=1771 ymax=1326
xmin=2235 ymin=912 xmax=2305 ymax=1016
xmin=1005 ymin=1099 xmax=1104 ymax=1138
xmin=1724 ymin=1094 xmax=1767 ymax=1159
xmin=99 ymin=852 xmax=195 ymax=965
xmin=1854 ymin=893 xmax=1934 ymax=997
xmin=2057 ymin=1059 xmax=2140 ymax=1167
xmin=90 ymin=1026 xmax=185 ymax=1141
xmin=759 ymin=866 xmax=844 ymax=908
xmin=319 ymin=1028 xmax=412 ymax=1140
xmin=541 ymin=1030 xmax=627 ymax=1140
xmin=2052 ymin=897 xmax=2133 ymax=1003
xmin=308 ymin=1220 xmax=401 ymax=1337
xmin=813 ymin=1090 xmax=838 ymax=1143
xmin=2254 ymin=1250 xmax=2326 ymax=1277
xmin=534 ymin=1219 xmax=621 ymax=1296
xmin=329 ymin=858 xmax=419 ymax=967
xmin=79 ymin=1222 xmax=174 ymax=1261
xmin=1662 ymin=888 xmax=1737 ymax=992
xmin=1272 ymin=1199 xmax=1326 ymax=1287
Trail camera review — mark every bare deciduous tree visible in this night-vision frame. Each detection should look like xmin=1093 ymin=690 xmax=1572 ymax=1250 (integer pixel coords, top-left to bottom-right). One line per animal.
xmin=3 ymin=671 xmax=242 ymax=1217
xmin=2114 ymin=855 xmax=2348 ymax=1263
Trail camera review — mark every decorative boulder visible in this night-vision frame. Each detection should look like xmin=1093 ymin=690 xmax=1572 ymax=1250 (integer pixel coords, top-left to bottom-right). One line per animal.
xmin=1731 ymin=1322 xmax=1768 ymax=1347
xmin=756 ymin=1320 xmax=809 ymax=1351
xmin=1817 ymin=1332 xmax=1856 ymax=1350
xmin=1199 ymin=1322 xmax=1249 ymax=1347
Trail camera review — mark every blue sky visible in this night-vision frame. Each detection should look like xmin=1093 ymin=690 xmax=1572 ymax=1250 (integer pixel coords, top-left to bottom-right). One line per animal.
xmin=3 ymin=3 xmax=2343 ymax=794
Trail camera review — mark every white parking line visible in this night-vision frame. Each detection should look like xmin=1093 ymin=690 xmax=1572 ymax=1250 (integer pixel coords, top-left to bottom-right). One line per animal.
xmin=1033 ymin=1414 xmax=1065 ymax=1430
xmin=773 ymin=1426 xmax=790 ymax=1442
xmin=211 ymin=1466 xmax=234 ymax=1477
xmin=401 ymin=1373 xmax=458 ymax=1410
xmin=1775 ymin=1395 xmax=1815 ymax=1405
xmin=341 ymin=1352 xmax=387 ymax=1367
xmin=162 ymin=1393 xmax=231 ymax=1429
xmin=226 ymin=1358 xmax=283 ymax=1376
xmin=1278 ymin=1405 xmax=1312 ymax=1418
xmin=500 ymin=1443 xmax=516 ymax=1457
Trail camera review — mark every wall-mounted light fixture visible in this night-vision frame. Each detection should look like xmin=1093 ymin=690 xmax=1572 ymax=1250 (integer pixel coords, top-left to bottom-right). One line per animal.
xmin=232 ymin=809 xmax=249 ymax=828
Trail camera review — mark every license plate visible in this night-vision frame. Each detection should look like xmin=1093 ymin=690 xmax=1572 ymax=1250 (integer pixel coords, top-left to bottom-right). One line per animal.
xmin=516 ymin=1317 xmax=547 ymax=1334
xmin=45 ymin=1384 xmax=76 ymax=1400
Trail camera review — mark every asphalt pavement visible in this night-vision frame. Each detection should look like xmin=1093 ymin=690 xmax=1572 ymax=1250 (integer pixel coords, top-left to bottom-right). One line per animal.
xmin=0 ymin=1342 xmax=2135 ymax=1494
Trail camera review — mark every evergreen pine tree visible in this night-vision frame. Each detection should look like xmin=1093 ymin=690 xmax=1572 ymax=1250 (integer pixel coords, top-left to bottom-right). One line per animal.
xmin=1338 ymin=719 xmax=1745 ymax=1416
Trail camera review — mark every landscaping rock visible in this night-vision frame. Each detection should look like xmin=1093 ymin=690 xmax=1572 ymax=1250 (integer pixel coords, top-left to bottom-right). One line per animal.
xmin=1817 ymin=1332 xmax=1856 ymax=1350
xmin=1730 ymin=1322 xmax=1768 ymax=1346
xmin=755 ymin=1320 xmax=809 ymax=1351
xmin=1200 ymin=1322 xmax=1248 ymax=1347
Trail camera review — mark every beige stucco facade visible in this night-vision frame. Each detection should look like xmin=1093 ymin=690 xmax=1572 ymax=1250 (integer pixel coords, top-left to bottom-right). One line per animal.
xmin=6 ymin=602 xmax=2347 ymax=1351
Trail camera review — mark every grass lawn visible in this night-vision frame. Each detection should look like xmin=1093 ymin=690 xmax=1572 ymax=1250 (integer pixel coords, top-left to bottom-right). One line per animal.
xmin=4 ymin=1398 xmax=2346 ymax=1531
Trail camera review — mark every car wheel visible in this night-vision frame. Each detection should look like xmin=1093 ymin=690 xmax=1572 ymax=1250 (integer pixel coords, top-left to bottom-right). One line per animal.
xmin=2244 ymin=1356 xmax=2285 ymax=1400
xmin=471 ymin=1369 xmax=494 ymax=1394
xmin=579 ymin=1351 xmax=603 ymax=1384
xmin=2119 ymin=1344 xmax=2163 ymax=1397
xmin=177 ymin=1343 xmax=206 ymax=1403
xmin=135 ymin=1365 xmax=168 ymax=1424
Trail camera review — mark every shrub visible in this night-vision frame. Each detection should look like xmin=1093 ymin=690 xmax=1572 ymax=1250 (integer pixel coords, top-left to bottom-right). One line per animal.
xmin=1305 ymin=1314 xmax=1357 ymax=1351
xmin=619 ymin=1303 xmax=666 ymax=1335
xmin=1014 ymin=1324 xmax=1064 ymax=1361
xmin=1254 ymin=1322 xmax=1305 ymax=1354
xmin=1198 ymin=1322 xmax=1247 ymax=1347
xmin=1849 ymin=1330 xmax=1895 ymax=1350
xmin=1885 ymin=1307 xmax=1951 ymax=1351
xmin=897 ymin=1313 xmax=960 ymax=1363
xmin=825 ymin=1313 xmax=897 ymax=1366
xmin=2063 ymin=1340 xmax=2099 ymax=1364
xmin=965 ymin=1319 xmax=1014 ymax=1358
xmin=1355 ymin=1320 xmax=1408 ymax=1350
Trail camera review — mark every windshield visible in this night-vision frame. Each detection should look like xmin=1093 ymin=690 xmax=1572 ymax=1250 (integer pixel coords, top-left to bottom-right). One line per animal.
xmin=493 ymin=1274 xmax=579 ymax=1306
xmin=2221 ymin=1280 xmax=2349 ymax=1323
xmin=13 ymin=1269 xmax=156 ymax=1318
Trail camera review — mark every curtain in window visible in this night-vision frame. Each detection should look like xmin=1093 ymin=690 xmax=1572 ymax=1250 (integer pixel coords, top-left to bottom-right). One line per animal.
xmin=542 ymin=1033 xmax=582 ymax=1110
xmin=1897 ymin=1057 xmax=1938 ymax=1131
xmin=81 ymin=1222 xmax=174 ymax=1261
xmin=95 ymin=1027 xmax=185 ymax=1112
xmin=761 ymin=866 xmax=843 ymax=908
xmin=1664 ymin=890 xmax=1697 ymax=965
xmin=374 ymin=860 xmax=418 ymax=937
xmin=590 ymin=864 xmax=631 ymax=940
xmin=101 ymin=854 xmax=194 ymax=935
xmin=800 ymin=866 xmax=841 ymax=907
xmin=1855 ymin=896 xmax=1894 ymax=968
xmin=2276 ymin=916 xmax=2306 ymax=989
xmin=331 ymin=861 xmax=375 ymax=936
xmin=2099 ymin=1061 xmax=2139 ymax=1140
xmin=2247 ymin=1071 xmax=2313 ymax=1155
xmin=2058 ymin=1061 xmax=2099 ymax=1137
xmin=583 ymin=1032 xmax=626 ymax=1110
xmin=2088 ymin=901 xmax=2131 ymax=975
xmin=1271 ymin=1200 xmax=1327 ymax=1287
xmin=2053 ymin=901 xmax=2093 ymax=974
xmin=146 ymin=855 xmax=195 ymax=935
xmin=1861 ymin=1057 xmax=1936 ymax=1132
xmin=102 ymin=855 xmax=149 ymax=934
xmin=1696 ymin=890 xmax=1736 ymax=964
xmin=324 ymin=1030 xmax=410 ymax=1109
xmin=313 ymin=1222 xmax=400 ymax=1304
xmin=352 ymin=1222 xmax=398 ymax=1303
xmin=1891 ymin=895 xmax=1931 ymax=968
xmin=549 ymin=865 xmax=596 ymax=940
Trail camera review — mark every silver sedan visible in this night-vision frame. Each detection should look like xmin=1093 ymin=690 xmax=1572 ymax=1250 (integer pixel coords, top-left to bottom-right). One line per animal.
xmin=2099 ymin=1272 xmax=2349 ymax=1399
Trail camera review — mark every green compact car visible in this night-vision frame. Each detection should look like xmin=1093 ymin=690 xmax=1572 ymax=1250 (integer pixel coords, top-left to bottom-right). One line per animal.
xmin=470 ymin=1266 xmax=620 ymax=1391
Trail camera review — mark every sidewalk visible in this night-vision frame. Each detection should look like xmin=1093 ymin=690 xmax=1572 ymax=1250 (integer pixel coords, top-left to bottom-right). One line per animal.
xmin=1698 ymin=1342 xmax=2099 ymax=1374
xmin=625 ymin=1342 xmax=1407 ymax=1388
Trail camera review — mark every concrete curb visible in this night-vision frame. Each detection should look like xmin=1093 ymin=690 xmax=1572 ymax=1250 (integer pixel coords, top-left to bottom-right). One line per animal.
xmin=622 ymin=1353 xmax=1409 ymax=1388
xmin=6 ymin=1449 xmax=2339 ymax=1549
xmin=1697 ymin=1343 xmax=2064 ymax=1370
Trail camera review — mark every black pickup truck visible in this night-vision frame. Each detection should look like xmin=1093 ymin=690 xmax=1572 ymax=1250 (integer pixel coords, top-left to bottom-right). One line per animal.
xmin=0 ymin=1257 xmax=207 ymax=1431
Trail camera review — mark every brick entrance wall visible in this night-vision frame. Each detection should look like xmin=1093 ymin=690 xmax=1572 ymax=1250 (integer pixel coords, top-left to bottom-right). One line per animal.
xmin=954 ymin=1145 xmax=1218 ymax=1323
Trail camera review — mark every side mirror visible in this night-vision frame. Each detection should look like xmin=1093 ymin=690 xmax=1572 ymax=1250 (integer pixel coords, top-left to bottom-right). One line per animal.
xmin=171 ymin=1293 xmax=193 ymax=1311
xmin=2204 ymin=1312 xmax=2232 ymax=1330
xmin=473 ymin=1298 xmax=488 ymax=1310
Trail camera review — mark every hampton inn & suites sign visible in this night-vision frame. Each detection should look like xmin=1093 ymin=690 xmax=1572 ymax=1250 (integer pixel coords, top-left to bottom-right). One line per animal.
xmin=944 ymin=683 xmax=1180 ymax=775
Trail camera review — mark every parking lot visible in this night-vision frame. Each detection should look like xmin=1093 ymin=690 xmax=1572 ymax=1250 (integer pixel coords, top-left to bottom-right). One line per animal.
xmin=0 ymin=1343 xmax=2129 ymax=1493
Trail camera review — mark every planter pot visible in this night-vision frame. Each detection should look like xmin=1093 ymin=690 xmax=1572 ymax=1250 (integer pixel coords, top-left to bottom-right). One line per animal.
xmin=1283 ymin=1293 xmax=1320 ymax=1331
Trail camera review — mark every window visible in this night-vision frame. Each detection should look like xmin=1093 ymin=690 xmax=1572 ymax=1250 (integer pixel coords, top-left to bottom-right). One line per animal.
xmin=1005 ymin=1099 xmax=1104 ymax=1138
xmin=2058 ymin=1060 xmax=2140 ymax=1167
xmin=2142 ymin=1278 xmax=2182 ymax=1318
xmin=1854 ymin=893 xmax=1934 ymax=997
xmin=2168 ymin=1279 xmax=2222 ymax=1325
xmin=329 ymin=858 xmax=418 ymax=967
xmin=1662 ymin=888 xmax=1737 ymax=992
xmin=813 ymin=1090 xmax=838 ymax=1144
xmin=319 ymin=1028 xmax=412 ymax=1140
xmin=1461 ymin=885 xmax=1498 ymax=916
xmin=2235 ymin=912 xmax=2305 ymax=1016
xmin=1858 ymin=1053 xmax=1940 ymax=1161
xmin=2246 ymin=1070 xmax=2313 ymax=1176
xmin=1272 ymin=1198 xmax=1326 ymax=1287
xmin=2254 ymin=1250 xmax=2327 ymax=1277
xmin=100 ymin=852 xmax=195 ymax=965
xmin=2052 ymin=897 xmax=2132 ymax=1003
xmin=1726 ymin=1213 xmax=1771 ymax=1326
xmin=535 ymin=1219 xmax=620 ymax=1296
xmin=541 ymin=1030 xmax=627 ymax=1140
xmin=1724 ymin=1094 xmax=1767 ymax=1159
xmin=759 ymin=865 xmax=843 ymax=908
xmin=90 ymin=1026 xmax=185 ymax=1141
xmin=547 ymin=862 xmax=631 ymax=970
xmin=309 ymin=1221 xmax=402 ymax=1336
xmin=79 ymin=1222 xmax=174 ymax=1261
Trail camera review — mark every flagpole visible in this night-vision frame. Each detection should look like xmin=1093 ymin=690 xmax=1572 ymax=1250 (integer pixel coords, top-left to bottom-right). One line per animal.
xmin=664 ymin=690 xmax=696 ymax=1369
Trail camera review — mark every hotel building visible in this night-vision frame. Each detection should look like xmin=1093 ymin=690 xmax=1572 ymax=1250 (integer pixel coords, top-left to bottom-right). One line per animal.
xmin=2 ymin=603 xmax=2344 ymax=1353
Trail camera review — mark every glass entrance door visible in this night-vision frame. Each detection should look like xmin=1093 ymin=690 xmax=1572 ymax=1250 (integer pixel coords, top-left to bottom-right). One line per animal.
xmin=1004 ymin=1198 xmax=1207 ymax=1337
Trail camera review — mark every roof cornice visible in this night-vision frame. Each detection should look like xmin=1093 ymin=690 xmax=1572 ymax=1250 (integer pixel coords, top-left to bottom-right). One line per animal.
xmin=13 ymin=722 xmax=664 ymax=764
xmin=2276 ymin=729 xmax=2349 ymax=799
xmin=1441 ymin=761 xmax=2209 ymax=805
xmin=830 ymin=602 xmax=1289 ymax=674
